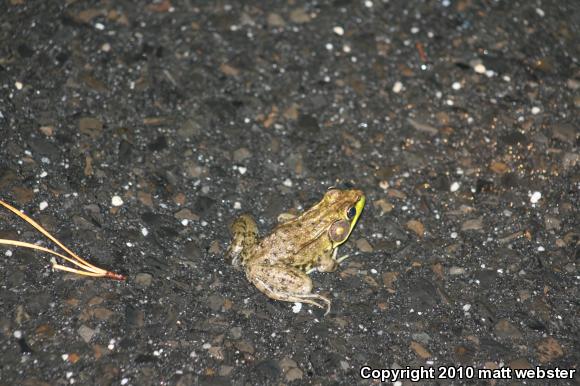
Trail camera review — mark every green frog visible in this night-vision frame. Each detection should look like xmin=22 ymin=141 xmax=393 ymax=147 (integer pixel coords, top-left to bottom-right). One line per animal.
xmin=226 ymin=188 xmax=365 ymax=315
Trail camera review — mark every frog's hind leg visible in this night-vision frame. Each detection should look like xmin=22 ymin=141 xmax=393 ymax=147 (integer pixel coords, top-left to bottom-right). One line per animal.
xmin=226 ymin=214 xmax=258 ymax=267
xmin=245 ymin=263 xmax=331 ymax=315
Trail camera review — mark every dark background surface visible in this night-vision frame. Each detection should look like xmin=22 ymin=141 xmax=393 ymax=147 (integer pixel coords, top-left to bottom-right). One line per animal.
xmin=0 ymin=1 xmax=578 ymax=385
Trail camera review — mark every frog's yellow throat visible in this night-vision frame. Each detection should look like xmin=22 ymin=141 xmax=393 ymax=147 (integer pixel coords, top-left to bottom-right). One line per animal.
xmin=334 ymin=195 xmax=366 ymax=248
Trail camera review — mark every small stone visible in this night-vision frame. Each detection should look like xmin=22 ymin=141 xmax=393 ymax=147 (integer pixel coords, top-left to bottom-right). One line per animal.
xmin=78 ymin=325 xmax=96 ymax=343
xmin=219 ymin=63 xmax=240 ymax=77
xmin=229 ymin=327 xmax=242 ymax=339
xmin=135 ymin=273 xmax=153 ymax=288
xmin=292 ymin=302 xmax=302 ymax=313
xmin=233 ymin=147 xmax=251 ymax=162
xmin=449 ymin=266 xmax=466 ymax=275
xmin=92 ymin=307 xmax=114 ymax=321
xmin=474 ymin=63 xmax=486 ymax=74
xmin=207 ymin=294 xmax=224 ymax=312
xmin=285 ymin=367 xmax=303 ymax=381
xmin=494 ymin=319 xmax=522 ymax=340
xmin=208 ymin=346 xmax=224 ymax=360
xmin=219 ymin=365 xmax=234 ymax=376
xmin=387 ymin=189 xmax=407 ymax=199
xmin=450 ymin=181 xmax=460 ymax=192
xmin=111 ymin=195 xmax=123 ymax=207
xmin=333 ymin=26 xmax=344 ymax=36
xmin=79 ymin=117 xmax=103 ymax=139
xmin=509 ymin=358 xmax=532 ymax=370
xmin=410 ymin=341 xmax=431 ymax=359
xmin=289 ymin=8 xmax=310 ymax=23
xmin=382 ymin=272 xmax=398 ymax=290
xmin=544 ymin=216 xmax=561 ymax=231
xmin=39 ymin=126 xmax=54 ymax=136
xmin=356 ymin=238 xmax=373 ymax=252
xmin=461 ymin=217 xmax=483 ymax=231
xmin=489 ymin=161 xmax=509 ymax=174
xmin=373 ymin=198 xmax=393 ymax=214
xmin=234 ymin=340 xmax=255 ymax=354
xmin=174 ymin=208 xmax=199 ymax=221
xmin=392 ymin=81 xmax=403 ymax=93
xmin=530 ymin=191 xmax=541 ymax=204
xmin=39 ymin=201 xmax=48 ymax=211
xmin=267 ymin=13 xmax=285 ymax=27
xmin=536 ymin=337 xmax=564 ymax=363
xmin=137 ymin=191 xmax=153 ymax=207
xmin=209 ymin=240 xmax=221 ymax=254
xmin=406 ymin=220 xmax=425 ymax=238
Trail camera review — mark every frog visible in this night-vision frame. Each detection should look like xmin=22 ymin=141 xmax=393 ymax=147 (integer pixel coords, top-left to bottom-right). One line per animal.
xmin=226 ymin=188 xmax=365 ymax=315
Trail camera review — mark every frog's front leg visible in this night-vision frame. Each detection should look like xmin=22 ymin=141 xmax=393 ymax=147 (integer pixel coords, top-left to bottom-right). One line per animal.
xmin=226 ymin=214 xmax=258 ymax=267
xmin=245 ymin=263 xmax=331 ymax=315
xmin=313 ymin=248 xmax=339 ymax=273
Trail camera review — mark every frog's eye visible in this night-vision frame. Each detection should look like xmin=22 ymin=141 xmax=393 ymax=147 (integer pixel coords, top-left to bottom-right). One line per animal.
xmin=346 ymin=206 xmax=357 ymax=220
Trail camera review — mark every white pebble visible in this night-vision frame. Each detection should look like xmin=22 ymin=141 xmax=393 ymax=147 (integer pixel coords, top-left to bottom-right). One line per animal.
xmin=537 ymin=246 xmax=545 ymax=252
xmin=531 ymin=106 xmax=541 ymax=115
xmin=292 ymin=302 xmax=303 ymax=313
xmin=202 ymin=343 xmax=211 ymax=349
xmin=283 ymin=178 xmax=293 ymax=187
xmin=536 ymin=8 xmax=545 ymax=17
xmin=333 ymin=26 xmax=344 ymax=36
xmin=452 ymin=81 xmax=462 ymax=90
xmin=450 ymin=232 xmax=458 ymax=239
xmin=342 ymin=44 xmax=351 ymax=53
xmin=13 ymin=330 xmax=22 ymax=339
xmin=446 ymin=99 xmax=454 ymax=106
xmin=39 ymin=171 xmax=48 ymax=178
xmin=5 ymin=250 xmax=12 ymax=257
xmin=61 ymin=354 xmax=69 ymax=361
xmin=111 ymin=195 xmax=124 ymax=207
xmin=462 ymin=304 xmax=471 ymax=312
xmin=66 ymin=372 xmax=73 ymax=379
xmin=237 ymin=166 xmax=247 ymax=175
xmin=325 ymin=43 xmax=333 ymax=51
xmin=121 ymin=379 xmax=129 ymax=385
xmin=450 ymin=181 xmax=460 ymax=192
xmin=364 ymin=0 xmax=373 ymax=7
xmin=410 ymin=27 xmax=419 ymax=34
xmin=39 ymin=201 xmax=48 ymax=211
xmin=181 ymin=219 xmax=189 ymax=226
xmin=474 ymin=63 xmax=486 ymax=74
xmin=530 ymin=191 xmax=541 ymax=204
xmin=15 ymin=81 xmax=23 ymax=90
xmin=101 ymin=43 xmax=111 ymax=52
xmin=126 ymin=242 xmax=133 ymax=247
xmin=141 ymin=227 xmax=149 ymax=237
xmin=233 ymin=201 xmax=242 ymax=210
xmin=392 ymin=81 xmax=403 ymax=93
xmin=94 ymin=22 xmax=105 ymax=30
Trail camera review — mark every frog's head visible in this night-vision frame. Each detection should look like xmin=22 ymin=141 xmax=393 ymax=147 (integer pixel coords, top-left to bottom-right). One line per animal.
xmin=321 ymin=188 xmax=366 ymax=247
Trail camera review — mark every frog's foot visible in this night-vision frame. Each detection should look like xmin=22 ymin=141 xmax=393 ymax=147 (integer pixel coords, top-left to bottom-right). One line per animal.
xmin=335 ymin=254 xmax=349 ymax=264
xmin=226 ymin=214 xmax=258 ymax=266
xmin=246 ymin=263 xmax=332 ymax=315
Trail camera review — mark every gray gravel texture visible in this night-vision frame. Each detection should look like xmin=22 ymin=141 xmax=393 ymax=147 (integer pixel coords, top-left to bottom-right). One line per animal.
xmin=0 ymin=1 xmax=579 ymax=385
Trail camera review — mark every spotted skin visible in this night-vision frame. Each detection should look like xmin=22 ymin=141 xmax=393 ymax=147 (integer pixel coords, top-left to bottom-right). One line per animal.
xmin=226 ymin=188 xmax=365 ymax=315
